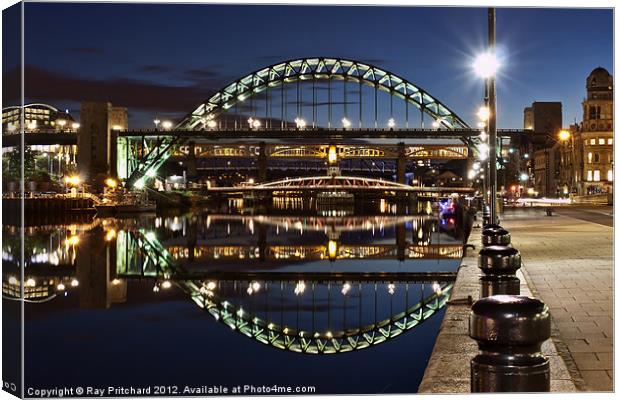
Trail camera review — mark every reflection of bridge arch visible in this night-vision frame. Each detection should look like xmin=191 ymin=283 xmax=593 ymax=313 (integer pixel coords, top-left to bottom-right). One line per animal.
xmin=178 ymin=57 xmax=469 ymax=131
xmin=125 ymin=229 xmax=454 ymax=354
xmin=187 ymin=280 xmax=452 ymax=355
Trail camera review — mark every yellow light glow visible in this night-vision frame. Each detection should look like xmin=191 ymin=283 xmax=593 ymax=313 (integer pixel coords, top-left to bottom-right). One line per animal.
xmin=27 ymin=121 xmax=37 ymax=130
xmin=105 ymin=229 xmax=117 ymax=241
xmin=111 ymin=279 xmax=121 ymax=285
xmin=161 ymin=121 xmax=173 ymax=130
xmin=57 ymin=283 xmax=65 ymax=291
xmin=56 ymin=119 xmax=67 ymax=127
xmin=65 ymin=175 xmax=80 ymax=186
xmin=558 ymin=130 xmax=571 ymax=141
xmin=328 ymin=145 xmax=338 ymax=164
xmin=71 ymin=279 xmax=79 ymax=287
xmin=105 ymin=178 xmax=117 ymax=188
xmin=26 ymin=278 xmax=36 ymax=287
xmin=161 ymin=280 xmax=172 ymax=289
xmin=72 ymin=122 xmax=80 ymax=130
xmin=328 ymin=240 xmax=338 ymax=260
xmin=477 ymin=107 xmax=490 ymax=122
xmin=65 ymin=235 xmax=80 ymax=246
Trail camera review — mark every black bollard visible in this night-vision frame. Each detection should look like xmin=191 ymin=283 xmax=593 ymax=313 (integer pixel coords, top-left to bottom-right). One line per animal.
xmin=470 ymin=295 xmax=551 ymax=392
xmin=479 ymin=245 xmax=521 ymax=297
xmin=481 ymin=226 xmax=511 ymax=246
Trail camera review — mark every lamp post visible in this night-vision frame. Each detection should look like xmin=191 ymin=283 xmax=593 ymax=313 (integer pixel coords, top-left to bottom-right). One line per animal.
xmin=474 ymin=8 xmax=499 ymax=225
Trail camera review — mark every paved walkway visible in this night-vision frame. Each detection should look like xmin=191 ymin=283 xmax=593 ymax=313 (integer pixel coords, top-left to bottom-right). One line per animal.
xmin=419 ymin=224 xmax=576 ymax=393
xmin=501 ymin=207 xmax=613 ymax=391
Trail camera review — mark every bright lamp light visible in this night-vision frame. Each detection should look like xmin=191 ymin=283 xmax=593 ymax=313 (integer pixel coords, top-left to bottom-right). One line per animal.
xmin=473 ymin=52 xmax=500 ymax=78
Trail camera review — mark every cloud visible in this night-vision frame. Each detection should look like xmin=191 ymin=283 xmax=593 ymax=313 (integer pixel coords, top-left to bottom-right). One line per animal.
xmin=4 ymin=65 xmax=225 ymax=114
xmin=139 ymin=65 xmax=175 ymax=74
xmin=65 ymin=47 xmax=105 ymax=54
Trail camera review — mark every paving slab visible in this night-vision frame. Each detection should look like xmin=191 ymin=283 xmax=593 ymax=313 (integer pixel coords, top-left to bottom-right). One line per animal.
xmin=501 ymin=207 xmax=613 ymax=392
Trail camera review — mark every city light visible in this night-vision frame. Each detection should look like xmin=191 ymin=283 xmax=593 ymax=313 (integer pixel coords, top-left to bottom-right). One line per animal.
xmin=477 ymin=106 xmax=490 ymax=121
xmin=26 ymin=278 xmax=36 ymax=287
xmin=72 ymin=122 xmax=80 ymax=130
xmin=56 ymin=119 xmax=67 ymax=128
xmin=64 ymin=175 xmax=81 ymax=186
xmin=473 ymin=51 xmax=500 ymax=78
xmin=27 ymin=120 xmax=37 ymax=130
xmin=112 ymin=125 xmax=122 ymax=130
xmin=328 ymin=239 xmax=338 ymax=260
xmin=161 ymin=120 xmax=173 ymax=130
xmin=468 ymin=169 xmax=476 ymax=179
xmin=57 ymin=283 xmax=66 ymax=291
xmin=134 ymin=179 xmax=145 ymax=189
xmin=65 ymin=235 xmax=80 ymax=246
xmin=341 ymin=117 xmax=351 ymax=129
xmin=161 ymin=280 xmax=172 ymax=289
xmin=328 ymin=145 xmax=338 ymax=164
xmin=105 ymin=229 xmax=117 ymax=241
xmin=559 ymin=130 xmax=571 ymax=141
xmin=70 ymin=279 xmax=79 ymax=287
xmin=105 ymin=178 xmax=117 ymax=188
xmin=520 ymin=173 xmax=529 ymax=181
xmin=294 ymin=117 xmax=307 ymax=129
xmin=387 ymin=118 xmax=396 ymax=128
xmin=206 ymin=119 xmax=217 ymax=129
xmin=432 ymin=119 xmax=442 ymax=128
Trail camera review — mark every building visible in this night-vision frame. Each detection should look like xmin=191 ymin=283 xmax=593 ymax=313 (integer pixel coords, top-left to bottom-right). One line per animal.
xmin=2 ymin=103 xmax=75 ymax=133
xmin=2 ymin=103 xmax=78 ymax=180
xmin=514 ymin=102 xmax=563 ymax=197
xmin=575 ymin=67 xmax=614 ymax=195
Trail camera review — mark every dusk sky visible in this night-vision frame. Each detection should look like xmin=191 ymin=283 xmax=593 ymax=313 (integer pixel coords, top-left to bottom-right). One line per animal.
xmin=4 ymin=3 xmax=614 ymax=129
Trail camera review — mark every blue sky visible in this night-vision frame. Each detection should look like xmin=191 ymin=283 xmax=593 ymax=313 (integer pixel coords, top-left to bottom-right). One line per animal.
xmin=7 ymin=4 xmax=613 ymax=128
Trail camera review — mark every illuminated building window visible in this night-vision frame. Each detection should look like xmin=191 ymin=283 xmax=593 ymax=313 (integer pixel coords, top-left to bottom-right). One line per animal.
xmin=608 ymin=170 xmax=613 ymax=182
xmin=587 ymin=170 xmax=593 ymax=181
xmin=599 ymin=138 xmax=606 ymax=145
xmin=588 ymin=152 xmax=593 ymax=163
xmin=608 ymin=138 xmax=613 ymax=145
xmin=593 ymin=170 xmax=601 ymax=182
xmin=590 ymin=138 xmax=596 ymax=145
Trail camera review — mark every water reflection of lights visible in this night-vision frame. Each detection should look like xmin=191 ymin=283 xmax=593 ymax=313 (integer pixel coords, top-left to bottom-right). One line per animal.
xmin=341 ymin=282 xmax=351 ymax=295
xmin=294 ymin=281 xmax=306 ymax=296
xmin=387 ymin=283 xmax=396 ymax=295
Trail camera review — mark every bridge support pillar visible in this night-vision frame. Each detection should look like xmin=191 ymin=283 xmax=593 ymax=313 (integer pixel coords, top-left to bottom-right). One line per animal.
xmin=396 ymin=142 xmax=407 ymax=184
xmin=258 ymin=142 xmax=268 ymax=183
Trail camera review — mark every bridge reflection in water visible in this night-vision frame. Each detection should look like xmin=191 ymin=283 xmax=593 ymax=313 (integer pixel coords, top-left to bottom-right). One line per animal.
xmin=6 ymin=202 xmax=467 ymax=392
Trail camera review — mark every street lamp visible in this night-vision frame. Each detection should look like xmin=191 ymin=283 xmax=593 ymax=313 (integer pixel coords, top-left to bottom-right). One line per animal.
xmin=161 ymin=121 xmax=173 ymax=130
xmin=473 ymin=8 xmax=499 ymax=225
xmin=341 ymin=117 xmax=351 ymax=129
xmin=559 ymin=129 xmax=571 ymax=141
xmin=473 ymin=51 xmax=500 ymax=79
xmin=387 ymin=118 xmax=396 ymax=129
xmin=520 ymin=172 xmax=529 ymax=182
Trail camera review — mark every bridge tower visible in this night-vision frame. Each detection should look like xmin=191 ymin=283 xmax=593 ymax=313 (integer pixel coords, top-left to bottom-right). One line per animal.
xmin=77 ymin=101 xmax=127 ymax=182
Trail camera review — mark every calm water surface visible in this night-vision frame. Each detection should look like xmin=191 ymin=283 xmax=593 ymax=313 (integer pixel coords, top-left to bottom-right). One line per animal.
xmin=4 ymin=198 xmax=468 ymax=395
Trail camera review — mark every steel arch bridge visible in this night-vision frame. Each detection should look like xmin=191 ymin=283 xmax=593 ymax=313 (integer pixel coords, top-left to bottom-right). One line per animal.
xmin=121 ymin=229 xmax=454 ymax=354
xmin=124 ymin=57 xmax=472 ymax=188
xmin=178 ymin=57 xmax=469 ymax=130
